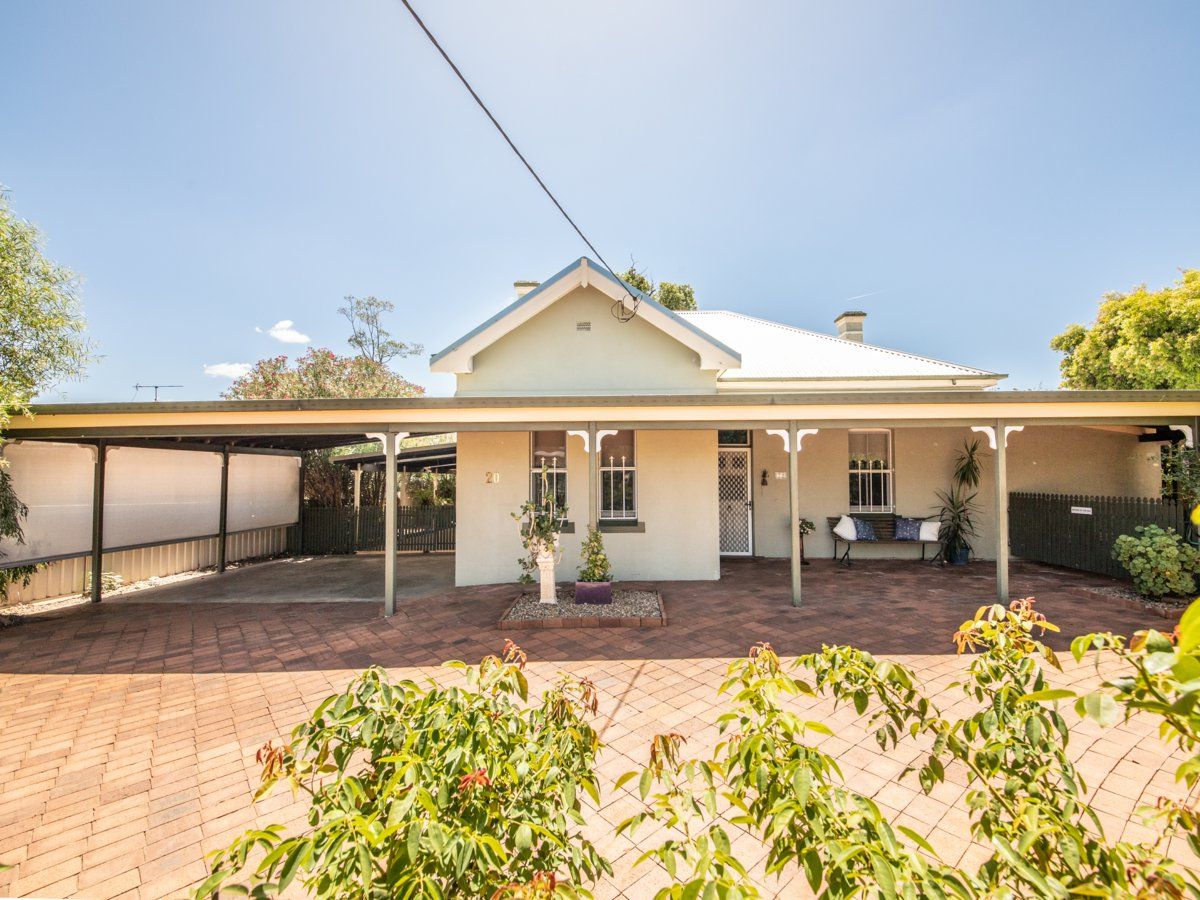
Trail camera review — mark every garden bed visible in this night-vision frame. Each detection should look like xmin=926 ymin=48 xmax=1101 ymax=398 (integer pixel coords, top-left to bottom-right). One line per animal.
xmin=500 ymin=588 xmax=665 ymax=629
xmin=1073 ymin=583 xmax=1192 ymax=620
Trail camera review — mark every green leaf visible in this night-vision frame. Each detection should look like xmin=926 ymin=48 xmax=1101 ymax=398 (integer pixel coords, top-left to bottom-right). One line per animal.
xmin=1020 ymin=689 xmax=1075 ymax=703
xmin=871 ymin=853 xmax=898 ymax=900
xmin=1178 ymin=599 xmax=1200 ymax=652
xmin=803 ymin=849 xmax=823 ymax=891
xmin=1082 ymin=692 xmax=1119 ymax=727
xmin=515 ymin=823 xmax=532 ymax=851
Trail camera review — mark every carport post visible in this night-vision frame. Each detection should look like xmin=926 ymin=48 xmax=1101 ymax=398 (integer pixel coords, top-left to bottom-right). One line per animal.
xmin=384 ymin=432 xmax=398 ymax=616
xmin=217 ymin=447 xmax=229 ymax=573
xmin=89 ymin=439 xmax=107 ymax=603
xmin=352 ymin=465 xmax=362 ymax=549
xmin=296 ymin=454 xmax=306 ymax=555
xmin=995 ymin=419 xmax=1009 ymax=603
xmin=788 ymin=421 xmax=802 ymax=607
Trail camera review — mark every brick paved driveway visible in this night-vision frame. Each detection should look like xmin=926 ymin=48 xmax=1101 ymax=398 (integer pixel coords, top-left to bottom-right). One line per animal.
xmin=0 ymin=557 xmax=1193 ymax=898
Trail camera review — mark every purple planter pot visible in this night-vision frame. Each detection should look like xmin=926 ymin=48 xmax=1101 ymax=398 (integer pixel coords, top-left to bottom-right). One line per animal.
xmin=574 ymin=581 xmax=613 ymax=604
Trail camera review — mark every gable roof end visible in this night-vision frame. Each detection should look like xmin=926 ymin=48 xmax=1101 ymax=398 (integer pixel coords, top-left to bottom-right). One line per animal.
xmin=429 ymin=257 xmax=742 ymax=374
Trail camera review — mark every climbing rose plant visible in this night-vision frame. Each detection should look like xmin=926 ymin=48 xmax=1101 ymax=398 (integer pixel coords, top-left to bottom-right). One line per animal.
xmin=195 ymin=642 xmax=610 ymax=898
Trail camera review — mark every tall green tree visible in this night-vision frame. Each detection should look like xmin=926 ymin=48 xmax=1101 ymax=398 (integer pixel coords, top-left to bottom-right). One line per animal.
xmin=1051 ymin=269 xmax=1200 ymax=389
xmin=620 ymin=262 xmax=698 ymax=311
xmin=338 ymin=295 xmax=423 ymax=365
xmin=0 ymin=190 xmax=91 ymax=586
xmin=226 ymin=302 xmax=424 ymax=507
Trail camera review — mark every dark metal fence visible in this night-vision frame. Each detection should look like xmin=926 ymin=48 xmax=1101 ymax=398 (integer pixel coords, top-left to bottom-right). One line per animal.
xmin=288 ymin=506 xmax=455 ymax=555
xmin=1009 ymin=492 xmax=1190 ymax=578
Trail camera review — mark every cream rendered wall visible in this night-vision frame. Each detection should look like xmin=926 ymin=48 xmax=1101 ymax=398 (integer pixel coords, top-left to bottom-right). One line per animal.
xmin=454 ymin=287 xmax=717 ymax=396
xmin=748 ymin=425 xmax=1161 ymax=562
xmin=602 ymin=430 xmax=720 ymax=581
xmin=750 ymin=429 xmax=846 ymax=560
xmin=454 ymin=429 xmax=719 ymax=585
xmin=455 ymin=431 xmax=530 ymax=587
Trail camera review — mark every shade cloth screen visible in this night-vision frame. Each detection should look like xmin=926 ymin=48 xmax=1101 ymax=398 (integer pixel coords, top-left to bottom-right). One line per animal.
xmin=103 ymin=447 xmax=222 ymax=549
xmin=0 ymin=441 xmax=95 ymax=564
xmin=227 ymin=454 xmax=300 ymax=532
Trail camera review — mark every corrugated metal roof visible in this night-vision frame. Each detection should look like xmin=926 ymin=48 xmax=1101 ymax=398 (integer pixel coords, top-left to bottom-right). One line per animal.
xmin=677 ymin=310 xmax=1000 ymax=381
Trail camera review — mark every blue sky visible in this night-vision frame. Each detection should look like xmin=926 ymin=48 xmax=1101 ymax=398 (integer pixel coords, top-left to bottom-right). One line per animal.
xmin=4 ymin=1 xmax=1198 ymax=401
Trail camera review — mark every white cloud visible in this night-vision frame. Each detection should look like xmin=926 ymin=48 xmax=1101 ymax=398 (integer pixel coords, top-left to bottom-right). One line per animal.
xmin=204 ymin=362 xmax=253 ymax=379
xmin=255 ymin=319 xmax=310 ymax=344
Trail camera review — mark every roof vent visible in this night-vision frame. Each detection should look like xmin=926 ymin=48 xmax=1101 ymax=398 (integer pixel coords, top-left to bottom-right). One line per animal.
xmin=514 ymin=280 xmax=540 ymax=298
xmin=835 ymin=310 xmax=866 ymax=342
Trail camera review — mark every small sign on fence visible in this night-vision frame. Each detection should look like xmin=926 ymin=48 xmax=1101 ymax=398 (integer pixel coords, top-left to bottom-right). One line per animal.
xmin=1069 ymin=506 xmax=1093 ymax=515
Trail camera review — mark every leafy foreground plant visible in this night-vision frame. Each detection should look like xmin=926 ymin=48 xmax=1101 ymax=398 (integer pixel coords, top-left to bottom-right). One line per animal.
xmin=195 ymin=642 xmax=610 ymax=898
xmin=620 ymin=600 xmax=1200 ymax=898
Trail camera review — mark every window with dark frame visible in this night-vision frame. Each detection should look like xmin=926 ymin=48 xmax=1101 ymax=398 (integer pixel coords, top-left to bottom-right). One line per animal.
xmin=599 ymin=430 xmax=636 ymax=520
xmin=530 ymin=431 xmax=567 ymax=511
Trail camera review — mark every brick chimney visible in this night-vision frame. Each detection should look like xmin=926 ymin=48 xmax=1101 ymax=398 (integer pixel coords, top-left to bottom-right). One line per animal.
xmin=514 ymin=280 xmax=540 ymax=298
xmin=835 ymin=311 xmax=866 ymax=342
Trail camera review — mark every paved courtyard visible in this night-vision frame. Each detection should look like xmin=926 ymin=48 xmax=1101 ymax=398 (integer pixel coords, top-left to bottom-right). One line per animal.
xmin=0 ymin=555 xmax=1194 ymax=898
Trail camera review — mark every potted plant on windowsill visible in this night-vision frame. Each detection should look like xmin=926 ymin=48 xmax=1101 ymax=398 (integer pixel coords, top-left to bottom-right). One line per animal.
xmin=513 ymin=465 xmax=567 ymax=603
xmin=575 ymin=525 xmax=613 ymax=604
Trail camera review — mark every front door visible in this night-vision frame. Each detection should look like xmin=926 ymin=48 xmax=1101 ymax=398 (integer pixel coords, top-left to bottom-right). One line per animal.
xmin=718 ymin=448 xmax=753 ymax=555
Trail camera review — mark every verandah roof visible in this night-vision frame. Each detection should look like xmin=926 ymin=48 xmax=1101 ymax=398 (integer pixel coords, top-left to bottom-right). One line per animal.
xmin=6 ymin=390 xmax=1200 ymax=444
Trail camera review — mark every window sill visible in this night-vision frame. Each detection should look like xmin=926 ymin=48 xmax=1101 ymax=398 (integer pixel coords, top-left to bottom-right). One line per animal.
xmin=599 ymin=520 xmax=645 ymax=534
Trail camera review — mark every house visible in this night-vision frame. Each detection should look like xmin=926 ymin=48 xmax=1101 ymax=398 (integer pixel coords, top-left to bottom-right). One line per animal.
xmin=431 ymin=257 xmax=1165 ymax=588
xmin=3 ymin=257 xmax=1197 ymax=614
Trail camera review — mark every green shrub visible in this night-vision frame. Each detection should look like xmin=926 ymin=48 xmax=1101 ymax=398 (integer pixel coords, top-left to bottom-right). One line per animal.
xmin=577 ymin=526 xmax=611 ymax=583
xmin=1112 ymin=524 xmax=1200 ymax=596
xmin=196 ymin=642 xmax=610 ymax=898
xmin=620 ymin=600 xmax=1198 ymax=897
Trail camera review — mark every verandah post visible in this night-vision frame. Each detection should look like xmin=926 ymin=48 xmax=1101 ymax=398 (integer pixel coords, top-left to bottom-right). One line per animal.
xmin=788 ymin=421 xmax=802 ymax=607
xmin=384 ymin=432 xmax=398 ymax=617
xmin=995 ymin=418 xmax=1009 ymax=602
xmin=587 ymin=422 xmax=598 ymax=528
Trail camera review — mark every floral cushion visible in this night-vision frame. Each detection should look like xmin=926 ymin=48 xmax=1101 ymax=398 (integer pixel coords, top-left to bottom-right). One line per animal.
xmin=894 ymin=517 xmax=921 ymax=541
xmin=851 ymin=517 xmax=877 ymax=541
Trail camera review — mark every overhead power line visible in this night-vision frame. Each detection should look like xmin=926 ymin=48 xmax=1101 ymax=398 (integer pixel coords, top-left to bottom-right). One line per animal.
xmin=396 ymin=0 xmax=640 ymax=322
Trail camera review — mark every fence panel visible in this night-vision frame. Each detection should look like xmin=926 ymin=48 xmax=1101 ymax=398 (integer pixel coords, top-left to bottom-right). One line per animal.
xmin=1009 ymin=492 xmax=1189 ymax=579
xmin=290 ymin=506 xmax=455 ymax=555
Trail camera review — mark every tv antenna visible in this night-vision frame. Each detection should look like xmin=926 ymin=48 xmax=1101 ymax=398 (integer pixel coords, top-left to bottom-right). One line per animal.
xmin=133 ymin=383 xmax=182 ymax=401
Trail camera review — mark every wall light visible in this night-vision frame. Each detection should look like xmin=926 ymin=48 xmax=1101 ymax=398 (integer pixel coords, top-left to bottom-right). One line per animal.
xmin=761 ymin=469 xmax=768 ymax=487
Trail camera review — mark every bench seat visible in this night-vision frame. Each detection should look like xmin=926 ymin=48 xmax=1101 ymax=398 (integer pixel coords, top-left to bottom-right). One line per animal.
xmin=826 ymin=514 xmax=940 ymax=566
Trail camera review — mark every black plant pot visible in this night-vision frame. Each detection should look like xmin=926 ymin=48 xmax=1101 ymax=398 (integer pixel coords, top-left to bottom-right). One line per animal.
xmin=574 ymin=581 xmax=613 ymax=604
xmin=948 ymin=546 xmax=970 ymax=566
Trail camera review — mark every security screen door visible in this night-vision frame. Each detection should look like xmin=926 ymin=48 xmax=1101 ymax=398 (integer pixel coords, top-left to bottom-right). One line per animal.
xmin=718 ymin=448 xmax=753 ymax=555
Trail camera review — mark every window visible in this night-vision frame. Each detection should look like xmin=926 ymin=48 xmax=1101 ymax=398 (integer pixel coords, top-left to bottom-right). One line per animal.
xmin=718 ymin=429 xmax=750 ymax=446
xmin=599 ymin=430 xmax=636 ymax=520
xmin=849 ymin=429 xmax=893 ymax=512
xmin=530 ymin=431 xmax=567 ymax=512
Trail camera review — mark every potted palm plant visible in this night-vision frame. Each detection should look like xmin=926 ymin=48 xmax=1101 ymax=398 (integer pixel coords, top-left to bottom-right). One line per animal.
xmin=513 ymin=465 xmax=566 ymax=603
xmin=936 ymin=439 xmax=981 ymax=565
xmin=936 ymin=487 xmax=977 ymax=565
xmin=575 ymin=525 xmax=613 ymax=604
